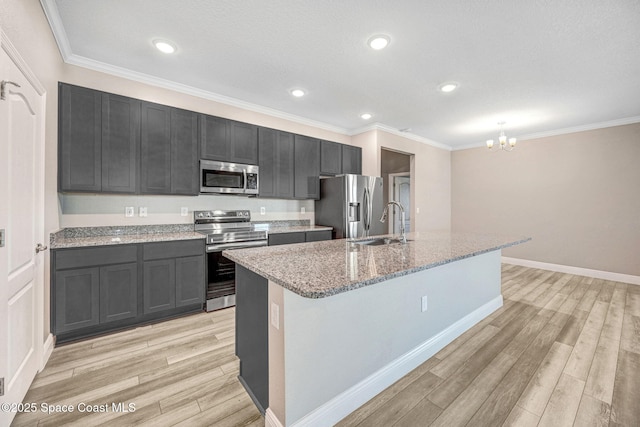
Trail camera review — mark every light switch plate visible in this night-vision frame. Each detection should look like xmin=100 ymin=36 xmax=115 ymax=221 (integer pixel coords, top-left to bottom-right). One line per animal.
xmin=125 ymin=207 xmax=134 ymax=217
xmin=260 ymin=207 xmax=266 ymax=215
xmin=139 ymin=207 xmax=148 ymax=217
xmin=181 ymin=207 xmax=189 ymax=216
xmin=301 ymin=207 xmax=306 ymax=214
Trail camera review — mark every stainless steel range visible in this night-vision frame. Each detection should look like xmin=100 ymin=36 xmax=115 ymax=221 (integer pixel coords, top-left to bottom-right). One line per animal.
xmin=194 ymin=210 xmax=267 ymax=311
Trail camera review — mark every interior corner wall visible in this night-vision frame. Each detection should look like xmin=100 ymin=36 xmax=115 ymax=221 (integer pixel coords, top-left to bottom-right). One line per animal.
xmin=451 ymin=123 xmax=640 ymax=277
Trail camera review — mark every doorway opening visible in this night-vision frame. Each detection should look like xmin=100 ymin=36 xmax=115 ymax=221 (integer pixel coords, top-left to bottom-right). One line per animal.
xmin=380 ymin=149 xmax=412 ymax=234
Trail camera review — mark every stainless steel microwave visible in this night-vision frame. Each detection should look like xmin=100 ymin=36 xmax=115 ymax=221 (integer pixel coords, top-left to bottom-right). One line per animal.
xmin=200 ymin=160 xmax=259 ymax=195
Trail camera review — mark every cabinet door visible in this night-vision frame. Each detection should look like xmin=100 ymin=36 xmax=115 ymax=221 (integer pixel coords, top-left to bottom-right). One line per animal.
xmin=199 ymin=114 xmax=229 ymax=161
xmin=258 ymin=128 xmax=294 ymax=198
xmin=58 ymin=83 xmax=102 ymax=192
xmin=320 ymin=140 xmax=342 ymax=175
xmin=99 ymin=263 xmax=138 ymax=323
xmin=143 ymin=259 xmax=176 ymax=314
xmin=294 ymin=135 xmax=320 ymax=199
xmin=176 ymin=255 xmax=205 ymax=307
xmin=342 ymin=145 xmax=362 ymax=175
xmin=171 ymin=108 xmax=199 ymax=195
xmin=54 ymin=267 xmax=100 ymax=333
xmin=140 ymin=102 xmax=172 ymax=194
xmin=229 ymin=120 xmax=258 ymax=164
xmin=101 ymin=94 xmax=139 ymax=193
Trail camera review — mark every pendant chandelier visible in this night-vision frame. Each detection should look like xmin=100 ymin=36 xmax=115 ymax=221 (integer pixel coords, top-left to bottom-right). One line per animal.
xmin=486 ymin=121 xmax=516 ymax=151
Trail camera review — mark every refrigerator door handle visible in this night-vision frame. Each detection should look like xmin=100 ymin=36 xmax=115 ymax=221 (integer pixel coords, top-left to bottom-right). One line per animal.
xmin=363 ymin=186 xmax=371 ymax=236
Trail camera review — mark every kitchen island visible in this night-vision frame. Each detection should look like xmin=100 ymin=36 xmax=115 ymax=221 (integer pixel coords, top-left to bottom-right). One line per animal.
xmin=224 ymin=231 xmax=530 ymax=427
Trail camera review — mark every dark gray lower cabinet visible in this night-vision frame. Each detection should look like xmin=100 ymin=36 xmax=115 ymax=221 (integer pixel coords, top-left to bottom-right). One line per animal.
xmin=55 ymin=267 xmax=100 ymax=334
xmin=142 ymin=240 xmax=205 ymax=314
xmin=99 ymin=263 xmax=138 ymax=323
xmin=268 ymin=230 xmax=332 ymax=246
xmin=52 ymin=240 xmax=205 ymax=344
xmin=235 ymin=265 xmax=269 ymax=414
xmin=143 ymin=259 xmax=176 ymax=314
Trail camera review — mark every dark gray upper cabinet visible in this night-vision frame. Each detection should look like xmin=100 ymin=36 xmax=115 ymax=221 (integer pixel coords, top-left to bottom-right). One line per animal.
xmin=101 ymin=94 xmax=140 ymax=193
xmin=140 ymin=102 xmax=172 ymax=194
xmin=140 ymin=103 xmax=199 ymax=195
xmin=171 ymin=108 xmax=199 ymax=195
xmin=258 ymin=127 xmax=295 ymax=199
xmin=294 ymin=135 xmax=320 ymax=199
xmin=59 ymin=83 xmax=139 ymax=193
xmin=59 ymin=83 xmax=102 ymax=192
xmin=320 ymin=140 xmax=342 ymax=176
xmin=342 ymin=144 xmax=362 ymax=174
xmin=200 ymin=115 xmax=258 ymax=164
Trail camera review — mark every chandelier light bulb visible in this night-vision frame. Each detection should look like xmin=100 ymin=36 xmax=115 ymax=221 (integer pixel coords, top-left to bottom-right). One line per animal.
xmin=487 ymin=122 xmax=516 ymax=152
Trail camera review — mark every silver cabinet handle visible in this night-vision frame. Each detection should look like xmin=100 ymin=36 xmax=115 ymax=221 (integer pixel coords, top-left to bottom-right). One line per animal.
xmin=35 ymin=243 xmax=48 ymax=253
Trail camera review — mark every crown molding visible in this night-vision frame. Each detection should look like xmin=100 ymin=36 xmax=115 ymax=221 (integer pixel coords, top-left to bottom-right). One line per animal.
xmin=453 ymin=116 xmax=640 ymax=151
xmin=40 ymin=0 xmax=73 ymax=60
xmin=350 ymin=123 xmax=452 ymax=151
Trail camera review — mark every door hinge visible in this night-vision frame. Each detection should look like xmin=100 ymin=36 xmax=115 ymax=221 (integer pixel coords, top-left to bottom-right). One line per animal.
xmin=0 ymin=229 xmax=5 ymax=247
xmin=0 ymin=377 xmax=4 ymax=396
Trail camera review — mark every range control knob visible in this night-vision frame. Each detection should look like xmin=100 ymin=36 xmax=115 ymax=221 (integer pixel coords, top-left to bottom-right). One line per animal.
xmin=197 ymin=212 xmax=204 ymax=218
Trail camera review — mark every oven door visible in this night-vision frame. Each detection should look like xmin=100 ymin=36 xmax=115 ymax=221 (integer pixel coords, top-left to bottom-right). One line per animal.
xmin=205 ymin=240 xmax=267 ymax=311
xmin=200 ymin=160 xmax=259 ymax=195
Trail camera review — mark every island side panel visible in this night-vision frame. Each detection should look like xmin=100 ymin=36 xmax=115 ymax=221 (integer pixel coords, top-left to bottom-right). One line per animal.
xmin=235 ymin=265 xmax=269 ymax=414
xmin=279 ymin=250 xmax=502 ymax=426
xmin=268 ymin=280 xmax=286 ymax=425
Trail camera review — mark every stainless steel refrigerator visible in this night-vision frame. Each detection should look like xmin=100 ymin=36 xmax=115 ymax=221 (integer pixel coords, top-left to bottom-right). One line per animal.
xmin=315 ymin=174 xmax=385 ymax=239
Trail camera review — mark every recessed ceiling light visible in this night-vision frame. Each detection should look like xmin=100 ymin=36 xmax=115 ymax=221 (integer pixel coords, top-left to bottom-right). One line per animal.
xmin=438 ymin=82 xmax=459 ymax=93
xmin=368 ymin=35 xmax=390 ymax=50
xmin=290 ymin=89 xmax=306 ymax=97
xmin=153 ymin=39 xmax=176 ymax=54
xmin=360 ymin=113 xmax=373 ymax=120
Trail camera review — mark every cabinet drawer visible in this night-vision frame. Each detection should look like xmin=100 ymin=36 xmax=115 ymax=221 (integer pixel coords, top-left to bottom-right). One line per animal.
xmin=143 ymin=239 xmax=204 ymax=260
xmin=305 ymin=230 xmax=332 ymax=242
xmin=55 ymin=245 xmax=138 ymax=270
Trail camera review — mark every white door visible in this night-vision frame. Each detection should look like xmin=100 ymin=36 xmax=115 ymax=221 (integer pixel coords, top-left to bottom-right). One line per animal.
xmin=392 ymin=176 xmax=410 ymax=234
xmin=0 ymin=35 xmax=46 ymax=426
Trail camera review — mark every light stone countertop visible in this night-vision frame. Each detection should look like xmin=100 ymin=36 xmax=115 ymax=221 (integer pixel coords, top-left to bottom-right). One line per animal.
xmin=223 ymin=231 xmax=531 ymax=299
xmin=50 ymin=231 xmax=205 ymax=249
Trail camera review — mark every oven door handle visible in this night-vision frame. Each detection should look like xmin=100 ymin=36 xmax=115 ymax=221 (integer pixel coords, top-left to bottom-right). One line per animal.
xmin=207 ymin=240 xmax=268 ymax=252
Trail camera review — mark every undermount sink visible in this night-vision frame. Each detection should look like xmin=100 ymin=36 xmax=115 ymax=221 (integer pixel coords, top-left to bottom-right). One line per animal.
xmin=352 ymin=237 xmax=410 ymax=246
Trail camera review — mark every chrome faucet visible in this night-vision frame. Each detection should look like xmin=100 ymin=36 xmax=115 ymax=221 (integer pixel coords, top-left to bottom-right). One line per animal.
xmin=380 ymin=201 xmax=407 ymax=243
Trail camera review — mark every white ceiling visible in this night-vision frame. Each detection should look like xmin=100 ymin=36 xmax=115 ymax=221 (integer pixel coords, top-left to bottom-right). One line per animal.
xmin=43 ymin=0 xmax=640 ymax=150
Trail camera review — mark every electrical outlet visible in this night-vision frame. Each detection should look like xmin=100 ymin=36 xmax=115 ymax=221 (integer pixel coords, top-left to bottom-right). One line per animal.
xmin=181 ymin=207 xmax=189 ymax=216
xmin=301 ymin=207 xmax=306 ymax=214
xmin=125 ymin=207 xmax=134 ymax=217
xmin=260 ymin=207 xmax=266 ymax=215
xmin=421 ymin=295 xmax=428 ymax=312
xmin=416 ymin=207 xmax=420 ymax=214
xmin=271 ymin=302 xmax=280 ymax=330
xmin=139 ymin=207 xmax=148 ymax=217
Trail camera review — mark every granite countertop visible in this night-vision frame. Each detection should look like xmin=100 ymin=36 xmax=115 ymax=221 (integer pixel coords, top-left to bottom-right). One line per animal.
xmin=223 ymin=231 xmax=531 ymax=299
xmin=50 ymin=229 xmax=205 ymax=249
xmin=49 ymin=221 xmax=332 ymax=249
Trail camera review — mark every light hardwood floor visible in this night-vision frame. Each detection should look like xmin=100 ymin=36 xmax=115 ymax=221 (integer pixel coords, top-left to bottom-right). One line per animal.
xmin=13 ymin=265 xmax=640 ymax=426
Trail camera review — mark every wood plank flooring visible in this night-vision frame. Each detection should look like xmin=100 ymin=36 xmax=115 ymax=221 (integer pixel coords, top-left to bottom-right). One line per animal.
xmin=13 ymin=265 xmax=640 ymax=426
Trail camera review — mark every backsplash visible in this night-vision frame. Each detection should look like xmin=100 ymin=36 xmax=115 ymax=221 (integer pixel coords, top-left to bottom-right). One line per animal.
xmin=59 ymin=193 xmax=315 ymax=227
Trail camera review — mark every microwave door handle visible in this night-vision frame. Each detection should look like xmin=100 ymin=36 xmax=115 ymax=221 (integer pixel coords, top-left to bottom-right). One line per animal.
xmin=243 ymin=170 xmax=247 ymax=192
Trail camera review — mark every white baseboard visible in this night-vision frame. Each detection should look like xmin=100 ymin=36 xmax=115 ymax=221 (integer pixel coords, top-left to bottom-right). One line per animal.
xmin=265 ymin=408 xmax=284 ymax=427
xmin=502 ymin=257 xmax=640 ymax=286
xmin=286 ymin=295 xmax=503 ymax=427
xmin=41 ymin=333 xmax=55 ymax=371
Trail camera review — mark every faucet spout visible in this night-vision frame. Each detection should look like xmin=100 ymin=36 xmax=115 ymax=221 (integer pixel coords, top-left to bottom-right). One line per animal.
xmin=380 ymin=201 xmax=407 ymax=243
